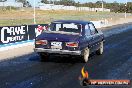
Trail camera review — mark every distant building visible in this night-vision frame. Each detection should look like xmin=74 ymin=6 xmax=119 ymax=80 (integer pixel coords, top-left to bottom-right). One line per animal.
xmin=38 ymin=3 xmax=110 ymax=12
xmin=0 ymin=1 xmax=23 ymax=7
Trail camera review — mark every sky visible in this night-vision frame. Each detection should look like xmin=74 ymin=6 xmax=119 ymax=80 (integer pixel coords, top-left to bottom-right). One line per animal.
xmin=7 ymin=0 xmax=132 ymax=6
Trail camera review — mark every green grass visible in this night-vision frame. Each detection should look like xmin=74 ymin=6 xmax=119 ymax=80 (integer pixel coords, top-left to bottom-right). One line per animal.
xmin=0 ymin=19 xmax=33 ymax=26
xmin=0 ymin=9 xmax=131 ymax=26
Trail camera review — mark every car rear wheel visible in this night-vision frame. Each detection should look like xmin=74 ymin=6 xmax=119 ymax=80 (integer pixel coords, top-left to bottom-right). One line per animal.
xmin=96 ymin=41 xmax=103 ymax=55
xmin=82 ymin=47 xmax=90 ymax=63
xmin=38 ymin=53 xmax=49 ymax=62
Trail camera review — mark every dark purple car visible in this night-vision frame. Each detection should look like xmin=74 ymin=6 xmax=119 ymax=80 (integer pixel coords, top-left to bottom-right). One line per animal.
xmin=34 ymin=20 xmax=104 ymax=62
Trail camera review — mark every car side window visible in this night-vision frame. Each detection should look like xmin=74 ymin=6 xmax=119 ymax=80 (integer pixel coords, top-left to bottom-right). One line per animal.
xmin=85 ymin=24 xmax=91 ymax=36
xmin=89 ymin=23 xmax=97 ymax=35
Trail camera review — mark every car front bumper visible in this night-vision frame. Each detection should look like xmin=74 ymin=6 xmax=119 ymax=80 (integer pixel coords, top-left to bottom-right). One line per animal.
xmin=34 ymin=48 xmax=81 ymax=55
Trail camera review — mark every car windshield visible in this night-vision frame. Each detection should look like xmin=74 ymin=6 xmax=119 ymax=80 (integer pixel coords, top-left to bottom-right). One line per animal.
xmin=49 ymin=23 xmax=82 ymax=34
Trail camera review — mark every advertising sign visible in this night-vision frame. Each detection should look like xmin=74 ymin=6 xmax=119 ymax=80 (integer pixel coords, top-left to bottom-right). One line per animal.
xmin=0 ymin=24 xmax=48 ymax=45
xmin=0 ymin=25 xmax=28 ymax=44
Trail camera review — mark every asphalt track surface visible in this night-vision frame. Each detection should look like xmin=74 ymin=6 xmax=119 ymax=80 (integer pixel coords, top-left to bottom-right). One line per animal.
xmin=0 ymin=24 xmax=132 ymax=88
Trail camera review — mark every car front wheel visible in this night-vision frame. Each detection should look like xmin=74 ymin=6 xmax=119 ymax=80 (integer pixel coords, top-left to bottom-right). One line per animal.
xmin=82 ymin=47 xmax=90 ymax=63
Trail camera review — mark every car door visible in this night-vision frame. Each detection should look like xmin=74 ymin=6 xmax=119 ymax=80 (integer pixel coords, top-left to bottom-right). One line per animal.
xmin=88 ymin=23 xmax=101 ymax=52
xmin=79 ymin=24 xmax=93 ymax=51
xmin=79 ymin=24 xmax=92 ymax=51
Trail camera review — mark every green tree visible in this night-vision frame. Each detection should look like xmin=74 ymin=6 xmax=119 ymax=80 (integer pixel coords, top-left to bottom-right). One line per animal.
xmin=41 ymin=0 xmax=49 ymax=4
xmin=126 ymin=2 xmax=132 ymax=13
xmin=0 ymin=0 xmax=7 ymax=2
xmin=15 ymin=0 xmax=31 ymax=7
xmin=60 ymin=0 xmax=75 ymax=6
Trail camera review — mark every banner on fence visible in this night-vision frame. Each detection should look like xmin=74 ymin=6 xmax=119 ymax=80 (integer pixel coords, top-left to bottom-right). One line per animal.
xmin=28 ymin=24 xmax=48 ymax=40
xmin=0 ymin=24 xmax=48 ymax=45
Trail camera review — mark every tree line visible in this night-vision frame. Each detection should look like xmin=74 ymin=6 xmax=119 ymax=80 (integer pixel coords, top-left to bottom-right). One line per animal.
xmin=41 ymin=0 xmax=132 ymax=13
xmin=0 ymin=0 xmax=132 ymax=13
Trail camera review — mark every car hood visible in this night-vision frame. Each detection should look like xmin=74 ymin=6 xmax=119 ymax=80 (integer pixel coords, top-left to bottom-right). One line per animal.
xmin=36 ymin=32 xmax=80 ymax=42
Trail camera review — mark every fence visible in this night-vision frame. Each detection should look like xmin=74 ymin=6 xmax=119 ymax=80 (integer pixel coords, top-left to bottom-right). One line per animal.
xmin=0 ymin=24 xmax=48 ymax=45
xmin=38 ymin=4 xmax=110 ymax=12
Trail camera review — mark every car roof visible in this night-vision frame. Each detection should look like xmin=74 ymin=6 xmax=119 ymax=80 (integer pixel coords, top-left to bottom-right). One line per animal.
xmin=52 ymin=20 xmax=92 ymax=25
